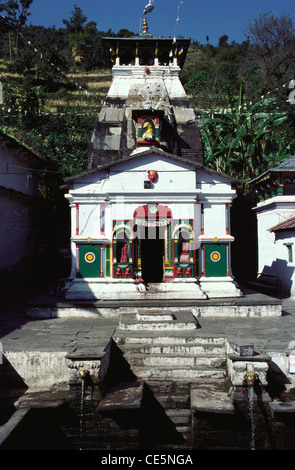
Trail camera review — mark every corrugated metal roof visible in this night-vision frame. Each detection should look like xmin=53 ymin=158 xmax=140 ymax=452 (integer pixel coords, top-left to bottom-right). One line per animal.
xmin=269 ymin=216 xmax=295 ymax=232
xmin=248 ymin=155 xmax=295 ymax=185
xmin=272 ymin=155 xmax=295 ymax=172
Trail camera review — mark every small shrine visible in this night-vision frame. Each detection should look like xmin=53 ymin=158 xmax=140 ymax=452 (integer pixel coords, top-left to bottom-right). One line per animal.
xmin=62 ymin=15 xmax=242 ymax=300
xmin=249 ymin=155 xmax=295 ymax=297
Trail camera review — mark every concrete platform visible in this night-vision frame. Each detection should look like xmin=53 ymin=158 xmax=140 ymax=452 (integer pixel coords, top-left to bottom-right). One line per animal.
xmin=25 ymin=290 xmax=282 ymax=318
xmin=64 ymin=279 xmax=208 ymax=301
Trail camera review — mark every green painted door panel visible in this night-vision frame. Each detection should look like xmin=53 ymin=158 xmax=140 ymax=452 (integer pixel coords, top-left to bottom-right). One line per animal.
xmin=204 ymin=244 xmax=227 ymax=277
xmin=79 ymin=245 xmax=101 ymax=278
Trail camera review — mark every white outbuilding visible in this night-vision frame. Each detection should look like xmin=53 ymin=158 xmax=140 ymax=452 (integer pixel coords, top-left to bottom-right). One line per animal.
xmin=249 ymin=156 xmax=295 ymax=297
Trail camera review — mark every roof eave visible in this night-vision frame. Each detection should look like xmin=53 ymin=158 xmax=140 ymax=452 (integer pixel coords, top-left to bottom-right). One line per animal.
xmin=62 ymin=147 xmax=241 ymax=189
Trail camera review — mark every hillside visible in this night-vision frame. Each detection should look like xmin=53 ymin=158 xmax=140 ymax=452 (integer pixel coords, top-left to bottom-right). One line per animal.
xmin=0 ymin=58 xmax=112 ymax=114
xmin=0 ymin=37 xmax=294 ymax=183
xmin=0 ymin=60 xmax=114 ymax=177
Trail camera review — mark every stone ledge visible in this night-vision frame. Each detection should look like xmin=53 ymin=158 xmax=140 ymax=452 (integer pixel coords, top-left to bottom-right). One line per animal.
xmin=0 ymin=409 xmax=28 ymax=447
xmin=228 ymin=354 xmax=271 ymax=362
xmin=269 ymin=401 xmax=295 ymax=414
xmin=191 ymin=387 xmax=235 ymax=414
xmin=97 ymin=382 xmax=143 ymax=412
xmin=26 ymin=292 xmax=282 ymax=318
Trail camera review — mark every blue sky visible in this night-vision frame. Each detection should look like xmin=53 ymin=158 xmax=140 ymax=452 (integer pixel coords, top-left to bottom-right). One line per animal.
xmin=27 ymin=0 xmax=295 ymax=45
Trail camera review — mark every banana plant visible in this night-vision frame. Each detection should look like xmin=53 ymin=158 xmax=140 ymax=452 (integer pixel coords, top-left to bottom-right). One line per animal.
xmin=197 ymin=85 xmax=294 ymax=184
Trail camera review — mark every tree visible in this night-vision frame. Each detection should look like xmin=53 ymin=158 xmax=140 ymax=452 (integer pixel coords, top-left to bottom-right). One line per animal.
xmin=246 ymin=12 xmax=295 ymax=90
xmin=116 ymin=29 xmax=135 ymax=38
xmin=62 ymin=4 xmax=87 ymax=33
xmin=0 ymin=0 xmax=33 ymax=54
xmin=62 ymin=5 xmax=104 ymax=70
xmin=9 ymin=39 xmax=69 ymax=86
xmin=218 ymin=35 xmax=228 ymax=48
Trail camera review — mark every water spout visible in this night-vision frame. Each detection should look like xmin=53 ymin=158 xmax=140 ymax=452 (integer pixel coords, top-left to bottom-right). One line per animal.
xmin=79 ymin=369 xmax=93 ymax=386
xmin=79 ymin=369 xmax=91 ymax=450
xmin=245 ymin=363 xmax=255 ymax=387
xmin=245 ymin=364 xmax=256 ymax=450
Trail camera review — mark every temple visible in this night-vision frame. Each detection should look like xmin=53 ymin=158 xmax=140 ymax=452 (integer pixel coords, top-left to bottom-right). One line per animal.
xmin=62 ymin=20 xmax=242 ymax=300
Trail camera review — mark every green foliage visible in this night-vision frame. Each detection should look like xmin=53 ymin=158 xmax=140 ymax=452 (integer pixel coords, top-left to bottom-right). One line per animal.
xmin=197 ymin=85 xmax=295 ymax=184
xmin=31 ymin=111 xmax=95 ymax=176
xmin=62 ymin=4 xmax=87 ymax=33
xmin=182 ymin=42 xmax=246 ymax=108
xmin=8 ymin=40 xmax=69 ymax=84
xmin=0 ymin=0 xmax=33 ymax=28
xmin=1 ymin=79 xmax=45 ymax=126
xmin=218 ymin=35 xmax=229 ymax=48
xmin=62 ymin=5 xmax=104 ymax=71
xmin=0 ymin=74 xmax=96 ymax=179
xmin=0 ymin=0 xmax=33 ymax=52
xmin=245 ymin=12 xmax=295 ymax=89
xmin=0 ymin=7 xmax=294 ymax=191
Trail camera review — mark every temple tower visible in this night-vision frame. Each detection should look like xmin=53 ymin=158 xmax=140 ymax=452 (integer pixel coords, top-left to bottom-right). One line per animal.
xmin=89 ymin=27 xmax=203 ymax=169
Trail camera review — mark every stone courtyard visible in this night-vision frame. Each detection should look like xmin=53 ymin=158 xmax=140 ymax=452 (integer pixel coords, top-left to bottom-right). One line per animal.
xmin=1 ymin=284 xmax=295 ymax=450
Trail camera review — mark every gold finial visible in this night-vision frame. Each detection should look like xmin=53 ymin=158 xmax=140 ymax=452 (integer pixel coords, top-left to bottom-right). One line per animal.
xmin=143 ymin=18 xmax=149 ymax=34
xmin=139 ymin=1 xmax=154 ymax=34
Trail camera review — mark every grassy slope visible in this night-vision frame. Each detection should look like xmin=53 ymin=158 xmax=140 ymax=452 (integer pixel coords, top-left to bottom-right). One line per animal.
xmin=0 ymin=58 xmax=112 ymax=114
xmin=46 ymin=70 xmax=112 ymax=113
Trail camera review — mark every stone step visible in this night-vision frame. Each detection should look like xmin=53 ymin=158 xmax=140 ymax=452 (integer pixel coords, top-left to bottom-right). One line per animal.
xmin=165 ymin=409 xmax=191 ymax=426
xmin=145 ymin=380 xmax=191 ymax=405
xmin=135 ymin=309 xmax=195 ymax=320
xmin=119 ymin=312 xmax=197 ymax=331
xmin=152 ymin=393 xmax=190 ymax=409
xmin=146 ymin=379 xmax=191 ymax=391
xmin=119 ymin=323 xmax=197 ymax=331
xmin=132 ymin=365 xmax=226 ymax=381
xmin=136 ymin=311 xmax=176 ymax=321
xmin=114 ymin=330 xmax=226 ymax=346
xmin=175 ymin=425 xmax=191 ymax=434
xmin=117 ymin=342 xmax=227 ymax=356
xmin=119 ymin=321 xmax=197 ymax=331
xmin=125 ymin=353 xmax=226 ymax=368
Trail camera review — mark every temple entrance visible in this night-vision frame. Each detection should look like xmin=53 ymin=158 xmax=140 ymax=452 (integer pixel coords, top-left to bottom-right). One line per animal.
xmin=141 ymin=237 xmax=164 ymax=283
xmin=134 ymin=204 xmax=172 ymax=283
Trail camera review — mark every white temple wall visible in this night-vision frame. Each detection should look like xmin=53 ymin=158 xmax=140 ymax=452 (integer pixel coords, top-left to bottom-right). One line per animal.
xmin=66 ymin=160 xmax=238 ymax=250
xmin=254 ymin=196 xmax=295 ymax=295
xmin=255 ymin=197 xmax=295 ymax=275
xmin=64 ymin=152 xmax=240 ymax=297
xmin=202 ymin=203 xmax=227 ymax=238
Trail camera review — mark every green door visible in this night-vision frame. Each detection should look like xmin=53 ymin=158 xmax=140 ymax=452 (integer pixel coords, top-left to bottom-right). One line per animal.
xmin=79 ymin=245 xmax=101 ymax=278
xmin=204 ymin=244 xmax=227 ymax=277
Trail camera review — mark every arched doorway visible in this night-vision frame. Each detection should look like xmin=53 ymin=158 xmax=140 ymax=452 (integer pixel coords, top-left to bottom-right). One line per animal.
xmin=134 ymin=204 xmax=172 ymax=283
xmin=172 ymin=224 xmax=196 ymax=279
xmin=112 ymin=225 xmax=133 ymax=279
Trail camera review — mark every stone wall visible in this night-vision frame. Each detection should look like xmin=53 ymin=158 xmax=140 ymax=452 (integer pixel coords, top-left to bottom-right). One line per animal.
xmin=0 ymin=189 xmax=36 ymax=278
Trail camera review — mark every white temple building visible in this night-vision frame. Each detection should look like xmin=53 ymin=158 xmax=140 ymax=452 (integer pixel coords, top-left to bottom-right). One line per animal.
xmin=62 ymin=23 xmax=242 ymax=300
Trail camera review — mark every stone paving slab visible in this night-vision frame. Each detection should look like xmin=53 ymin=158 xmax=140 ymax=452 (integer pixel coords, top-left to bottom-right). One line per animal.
xmin=191 ymin=385 xmax=236 ymax=414
xmin=269 ymin=401 xmax=295 ymax=414
xmin=0 ymin=292 xmax=295 ymax=358
xmin=97 ymin=383 xmax=144 ymax=412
